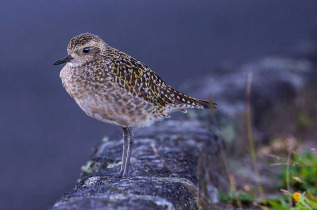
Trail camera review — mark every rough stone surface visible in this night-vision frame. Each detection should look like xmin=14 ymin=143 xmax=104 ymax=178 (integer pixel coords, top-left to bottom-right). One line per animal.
xmin=52 ymin=120 xmax=225 ymax=210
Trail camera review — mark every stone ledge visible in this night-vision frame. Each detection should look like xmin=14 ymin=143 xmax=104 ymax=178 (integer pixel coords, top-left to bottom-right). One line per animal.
xmin=52 ymin=120 xmax=225 ymax=210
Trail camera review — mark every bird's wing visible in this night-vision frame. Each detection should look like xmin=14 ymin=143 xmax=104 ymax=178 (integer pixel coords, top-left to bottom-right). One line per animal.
xmin=104 ymin=48 xmax=216 ymax=109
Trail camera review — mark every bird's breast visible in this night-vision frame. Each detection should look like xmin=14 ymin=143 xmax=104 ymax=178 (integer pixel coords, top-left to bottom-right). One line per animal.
xmin=60 ymin=65 xmax=91 ymax=99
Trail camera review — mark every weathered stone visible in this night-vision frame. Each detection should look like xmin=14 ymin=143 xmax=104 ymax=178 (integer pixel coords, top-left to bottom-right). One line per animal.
xmin=52 ymin=120 xmax=225 ymax=210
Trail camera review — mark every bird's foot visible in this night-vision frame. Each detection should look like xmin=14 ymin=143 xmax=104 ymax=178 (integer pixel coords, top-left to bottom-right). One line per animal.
xmin=114 ymin=170 xmax=130 ymax=179
xmin=122 ymin=172 xmax=129 ymax=178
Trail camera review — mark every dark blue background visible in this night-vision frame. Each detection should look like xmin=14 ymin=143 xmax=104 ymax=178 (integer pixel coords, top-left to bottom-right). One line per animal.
xmin=0 ymin=1 xmax=316 ymax=209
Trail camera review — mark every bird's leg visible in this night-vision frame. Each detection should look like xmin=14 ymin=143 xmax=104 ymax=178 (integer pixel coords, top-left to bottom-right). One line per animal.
xmin=122 ymin=127 xmax=134 ymax=177
xmin=118 ymin=127 xmax=129 ymax=177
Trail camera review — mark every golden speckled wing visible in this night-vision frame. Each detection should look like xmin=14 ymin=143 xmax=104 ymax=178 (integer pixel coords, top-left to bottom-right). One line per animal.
xmin=102 ymin=47 xmax=214 ymax=110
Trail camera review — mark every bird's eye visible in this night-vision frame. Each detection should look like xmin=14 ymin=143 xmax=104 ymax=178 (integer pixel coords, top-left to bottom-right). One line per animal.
xmin=82 ymin=47 xmax=90 ymax=53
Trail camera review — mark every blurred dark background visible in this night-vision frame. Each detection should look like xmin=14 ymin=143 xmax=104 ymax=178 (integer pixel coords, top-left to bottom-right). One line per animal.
xmin=0 ymin=1 xmax=317 ymax=209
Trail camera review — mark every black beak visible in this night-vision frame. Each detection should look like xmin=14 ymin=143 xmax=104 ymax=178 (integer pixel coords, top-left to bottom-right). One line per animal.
xmin=54 ymin=55 xmax=74 ymax=65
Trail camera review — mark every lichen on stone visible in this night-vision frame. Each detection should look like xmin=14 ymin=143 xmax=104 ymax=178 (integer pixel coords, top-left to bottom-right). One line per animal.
xmin=81 ymin=161 xmax=93 ymax=174
xmin=107 ymin=161 xmax=122 ymax=169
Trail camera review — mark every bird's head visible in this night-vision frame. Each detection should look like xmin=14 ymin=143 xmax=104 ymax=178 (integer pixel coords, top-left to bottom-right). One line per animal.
xmin=54 ymin=33 xmax=107 ymax=66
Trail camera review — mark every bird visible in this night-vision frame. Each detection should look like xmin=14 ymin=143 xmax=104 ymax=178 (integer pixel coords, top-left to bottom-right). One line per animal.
xmin=54 ymin=33 xmax=217 ymax=177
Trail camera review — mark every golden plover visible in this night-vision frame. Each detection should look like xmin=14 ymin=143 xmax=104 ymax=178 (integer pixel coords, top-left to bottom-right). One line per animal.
xmin=54 ymin=33 xmax=217 ymax=177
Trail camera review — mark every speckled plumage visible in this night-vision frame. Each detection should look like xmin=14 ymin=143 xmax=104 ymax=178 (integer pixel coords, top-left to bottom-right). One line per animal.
xmin=55 ymin=33 xmax=216 ymax=176
xmin=59 ymin=33 xmax=216 ymax=127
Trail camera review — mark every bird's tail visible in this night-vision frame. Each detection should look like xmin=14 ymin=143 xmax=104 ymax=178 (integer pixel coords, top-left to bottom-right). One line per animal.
xmin=165 ymin=86 xmax=217 ymax=111
xmin=171 ymin=91 xmax=217 ymax=110
xmin=194 ymin=98 xmax=217 ymax=109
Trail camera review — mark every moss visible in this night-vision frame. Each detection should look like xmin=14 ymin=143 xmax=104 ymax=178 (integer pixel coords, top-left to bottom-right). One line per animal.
xmin=157 ymin=177 xmax=185 ymax=183
xmin=81 ymin=161 xmax=93 ymax=174
xmin=107 ymin=161 xmax=121 ymax=169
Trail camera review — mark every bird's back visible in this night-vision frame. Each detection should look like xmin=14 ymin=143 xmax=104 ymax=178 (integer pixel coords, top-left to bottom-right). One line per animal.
xmin=102 ymin=47 xmax=216 ymax=112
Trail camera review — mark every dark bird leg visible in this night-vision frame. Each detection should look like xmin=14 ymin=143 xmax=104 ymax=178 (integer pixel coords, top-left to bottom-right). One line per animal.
xmin=123 ymin=127 xmax=134 ymax=177
xmin=118 ymin=127 xmax=129 ymax=177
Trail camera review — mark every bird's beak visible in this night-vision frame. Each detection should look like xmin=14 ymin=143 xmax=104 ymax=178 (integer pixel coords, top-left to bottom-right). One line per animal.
xmin=54 ymin=55 xmax=74 ymax=65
